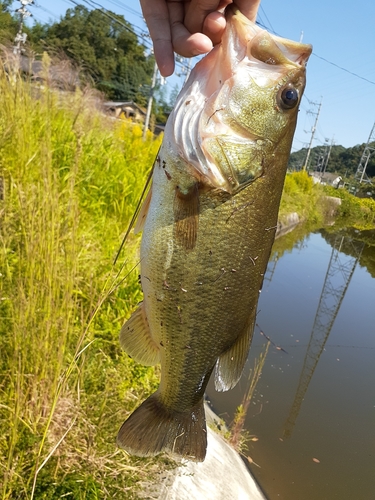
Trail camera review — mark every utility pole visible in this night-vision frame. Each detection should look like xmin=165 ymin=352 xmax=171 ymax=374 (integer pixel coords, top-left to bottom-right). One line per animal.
xmin=324 ymin=137 xmax=334 ymax=174
xmin=13 ymin=0 xmax=34 ymax=56
xmin=303 ymin=99 xmax=322 ymax=171
xmin=183 ymin=58 xmax=192 ymax=85
xmin=354 ymin=121 xmax=375 ymax=184
xmin=142 ymin=61 xmax=159 ymax=140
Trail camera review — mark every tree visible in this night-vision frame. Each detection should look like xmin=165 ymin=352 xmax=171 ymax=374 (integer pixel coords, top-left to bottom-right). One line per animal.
xmin=0 ymin=0 xmax=18 ymax=44
xmin=288 ymin=143 xmax=375 ymax=180
xmin=29 ymin=6 xmax=154 ymax=103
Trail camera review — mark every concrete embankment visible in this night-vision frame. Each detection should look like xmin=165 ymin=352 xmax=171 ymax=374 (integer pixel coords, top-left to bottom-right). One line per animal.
xmin=276 ymin=211 xmax=300 ymax=238
xmin=140 ymin=404 xmax=266 ymax=500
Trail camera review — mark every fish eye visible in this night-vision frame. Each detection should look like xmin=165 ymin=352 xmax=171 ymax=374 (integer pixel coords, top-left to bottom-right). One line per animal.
xmin=278 ymin=85 xmax=299 ymax=109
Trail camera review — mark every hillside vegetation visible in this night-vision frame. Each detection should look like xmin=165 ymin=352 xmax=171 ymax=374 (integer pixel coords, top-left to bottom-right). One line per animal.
xmin=0 ymin=2 xmax=173 ymax=122
xmin=288 ymin=143 xmax=375 ymax=179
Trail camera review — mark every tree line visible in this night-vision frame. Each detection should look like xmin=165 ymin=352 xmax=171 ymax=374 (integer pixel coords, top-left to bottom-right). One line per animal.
xmin=288 ymin=143 xmax=375 ymax=181
xmin=0 ymin=1 xmax=174 ymax=121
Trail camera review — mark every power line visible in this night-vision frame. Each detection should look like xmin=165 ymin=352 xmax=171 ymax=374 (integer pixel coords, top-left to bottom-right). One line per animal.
xmin=34 ymin=2 xmax=60 ymax=20
xmin=311 ymin=53 xmax=375 ymax=86
xmin=66 ymin=0 xmax=192 ymax=74
xmin=33 ymin=2 xmax=375 ymax=89
xmin=67 ymin=0 xmax=149 ymax=44
xmin=259 ymin=5 xmax=275 ymax=34
xmin=255 ymin=17 xmax=375 ymax=87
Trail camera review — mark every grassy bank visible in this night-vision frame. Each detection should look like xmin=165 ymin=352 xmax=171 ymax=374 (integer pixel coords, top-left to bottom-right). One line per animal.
xmin=0 ymin=64 xmax=173 ymax=498
xmin=323 ymin=184 xmax=375 ymax=230
xmin=279 ymin=171 xmax=320 ymax=222
xmin=279 ymin=170 xmax=375 ymax=230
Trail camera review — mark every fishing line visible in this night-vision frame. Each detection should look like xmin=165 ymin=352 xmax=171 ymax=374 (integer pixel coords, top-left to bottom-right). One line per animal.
xmin=113 ymin=161 xmax=155 ymax=265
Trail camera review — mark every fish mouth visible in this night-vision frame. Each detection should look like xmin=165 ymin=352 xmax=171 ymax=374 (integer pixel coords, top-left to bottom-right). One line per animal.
xmin=227 ymin=5 xmax=312 ymax=69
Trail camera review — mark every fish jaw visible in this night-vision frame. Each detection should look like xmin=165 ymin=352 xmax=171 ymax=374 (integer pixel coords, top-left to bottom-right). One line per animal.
xmin=166 ymin=5 xmax=312 ymax=193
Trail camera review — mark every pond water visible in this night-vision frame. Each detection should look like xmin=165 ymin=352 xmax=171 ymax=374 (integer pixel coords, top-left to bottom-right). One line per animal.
xmin=206 ymin=227 xmax=375 ymax=500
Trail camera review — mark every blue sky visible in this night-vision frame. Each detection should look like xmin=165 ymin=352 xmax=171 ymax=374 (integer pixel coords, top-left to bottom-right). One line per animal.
xmin=13 ymin=0 xmax=375 ymax=155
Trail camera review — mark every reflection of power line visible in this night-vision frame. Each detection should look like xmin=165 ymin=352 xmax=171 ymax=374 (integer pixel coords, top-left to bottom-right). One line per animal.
xmin=283 ymin=235 xmax=365 ymax=439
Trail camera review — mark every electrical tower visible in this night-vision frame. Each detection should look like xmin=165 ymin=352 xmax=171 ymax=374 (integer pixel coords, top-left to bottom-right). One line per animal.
xmin=303 ymin=99 xmax=322 ymax=171
xmin=315 ymin=138 xmax=330 ymax=176
xmin=13 ymin=0 xmax=34 ymax=55
xmin=315 ymin=137 xmax=334 ymax=177
xmin=282 ymin=235 xmax=365 ymax=438
xmin=355 ymin=121 xmax=375 ymax=184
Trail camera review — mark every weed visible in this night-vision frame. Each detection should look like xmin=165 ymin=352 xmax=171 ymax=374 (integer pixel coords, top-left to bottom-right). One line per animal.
xmin=228 ymin=342 xmax=270 ymax=454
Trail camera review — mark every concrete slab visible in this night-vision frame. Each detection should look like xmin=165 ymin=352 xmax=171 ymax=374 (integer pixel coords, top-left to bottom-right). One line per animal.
xmin=141 ymin=405 xmax=265 ymax=500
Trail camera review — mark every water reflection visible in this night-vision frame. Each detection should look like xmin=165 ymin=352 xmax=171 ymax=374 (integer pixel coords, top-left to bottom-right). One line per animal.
xmin=206 ymin=227 xmax=375 ymax=500
xmin=283 ymin=235 xmax=365 ymax=438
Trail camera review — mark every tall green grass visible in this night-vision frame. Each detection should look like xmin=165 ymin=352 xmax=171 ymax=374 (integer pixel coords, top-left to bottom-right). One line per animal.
xmin=323 ymin=184 xmax=375 ymax=230
xmin=279 ymin=170 xmax=323 ymax=224
xmin=0 ymin=60 xmax=167 ymax=498
xmin=280 ymin=171 xmax=375 ymax=231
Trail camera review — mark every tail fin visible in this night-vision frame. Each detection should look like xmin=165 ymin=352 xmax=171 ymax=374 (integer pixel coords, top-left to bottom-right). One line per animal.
xmin=116 ymin=392 xmax=207 ymax=462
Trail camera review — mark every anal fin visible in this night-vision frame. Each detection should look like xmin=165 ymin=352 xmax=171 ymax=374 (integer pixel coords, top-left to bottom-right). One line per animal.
xmin=119 ymin=302 xmax=160 ymax=366
xmin=215 ymin=310 xmax=256 ymax=392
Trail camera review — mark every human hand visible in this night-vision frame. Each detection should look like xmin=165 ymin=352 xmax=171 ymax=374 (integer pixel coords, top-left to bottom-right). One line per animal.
xmin=140 ymin=0 xmax=261 ymax=77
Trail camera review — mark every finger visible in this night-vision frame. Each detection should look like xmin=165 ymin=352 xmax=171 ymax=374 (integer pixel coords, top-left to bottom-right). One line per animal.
xmin=173 ymin=31 xmax=214 ymax=58
xmin=168 ymin=1 xmax=214 ymax=57
xmin=235 ymin=0 xmax=261 ymax=22
xmin=184 ymin=0 xmax=226 ymax=34
xmin=202 ymin=10 xmax=226 ymax=46
xmin=140 ymin=0 xmax=175 ymax=76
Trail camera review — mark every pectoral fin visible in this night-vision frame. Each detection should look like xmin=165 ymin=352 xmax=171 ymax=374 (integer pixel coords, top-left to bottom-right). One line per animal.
xmin=173 ymin=183 xmax=199 ymax=250
xmin=215 ymin=310 xmax=256 ymax=392
xmin=119 ymin=302 xmax=160 ymax=366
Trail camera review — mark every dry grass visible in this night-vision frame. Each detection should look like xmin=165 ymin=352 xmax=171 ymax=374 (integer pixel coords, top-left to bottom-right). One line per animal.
xmin=228 ymin=342 xmax=270 ymax=453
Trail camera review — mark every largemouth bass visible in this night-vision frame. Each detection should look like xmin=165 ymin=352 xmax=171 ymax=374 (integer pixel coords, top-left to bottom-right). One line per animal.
xmin=117 ymin=5 xmax=311 ymax=462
